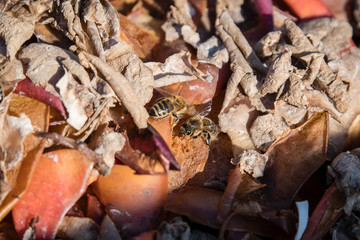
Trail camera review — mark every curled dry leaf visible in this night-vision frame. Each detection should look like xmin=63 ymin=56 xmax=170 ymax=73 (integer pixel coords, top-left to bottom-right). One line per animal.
xmin=260 ymin=112 xmax=328 ymax=210
xmin=92 ymin=165 xmax=168 ymax=239
xmin=147 ymin=51 xmax=208 ymax=88
xmin=12 ymin=149 xmax=94 ymax=239
xmin=52 ymin=0 xmax=120 ymax=58
xmin=57 ymin=216 xmax=99 ymax=240
xmin=82 ymin=51 xmax=149 ymax=129
xmin=161 ymin=0 xmax=199 ymax=47
xmin=233 ymin=149 xmax=269 ymax=178
xmin=105 ymin=42 xmax=154 ymax=106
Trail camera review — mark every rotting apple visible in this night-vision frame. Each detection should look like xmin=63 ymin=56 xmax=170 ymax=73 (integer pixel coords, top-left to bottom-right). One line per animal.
xmin=12 ymin=149 xmax=93 ymax=240
xmin=92 ymin=164 xmax=168 ymax=238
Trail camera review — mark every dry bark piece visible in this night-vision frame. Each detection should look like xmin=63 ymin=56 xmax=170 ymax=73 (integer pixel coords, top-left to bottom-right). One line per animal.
xmin=250 ymin=113 xmax=290 ymax=152
xmin=57 ymin=216 xmax=99 ymax=240
xmin=83 ymin=51 xmax=149 ymax=129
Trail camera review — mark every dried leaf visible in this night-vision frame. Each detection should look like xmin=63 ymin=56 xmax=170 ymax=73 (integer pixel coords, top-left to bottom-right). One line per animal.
xmin=0 ymin=13 xmax=34 ymax=63
xmin=92 ymin=165 xmax=168 ymax=238
xmin=302 ymin=183 xmax=345 ymax=239
xmin=18 ymin=43 xmax=96 ymax=130
xmin=105 ymin=42 xmax=154 ymax=106
xmin=12 ymin=149 xmax=94 ymax=239
xmin=82 ymin=51 xmax=148 ymax=129
xmin=118 ymin=13 xmax=159 ymax=60
xmin=260 ymin=112 xmax=328 ymax=209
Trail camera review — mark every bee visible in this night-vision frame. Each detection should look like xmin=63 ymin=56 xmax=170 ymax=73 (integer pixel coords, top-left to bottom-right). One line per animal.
xmin=0 ymin=84 xmax=3 ymax=103
xmin=149 ymin=96 xmax=188 ymax=124
xmin=179 ymin=117 xmax=218 ymax=145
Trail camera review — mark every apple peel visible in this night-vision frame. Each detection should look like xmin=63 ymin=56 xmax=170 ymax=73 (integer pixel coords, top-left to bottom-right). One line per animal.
xmin=12 ymin=149 xmax=94 ymax=239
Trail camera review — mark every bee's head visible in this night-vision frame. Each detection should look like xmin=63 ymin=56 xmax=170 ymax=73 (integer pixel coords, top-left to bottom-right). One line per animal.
xmin=179 ymin=123 xmax=191 ymax=137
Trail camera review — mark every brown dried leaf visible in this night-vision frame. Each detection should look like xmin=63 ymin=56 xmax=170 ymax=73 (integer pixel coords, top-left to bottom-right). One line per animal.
xmin=0 ymin=13 xmax=34 ymax=64
xmin=57 ymin=216 xmax=99 ymax=240
xmin=260 ymin=112 xmax=328 ymax=209
xmin=105 ymin=42 xmax=154 ymax=105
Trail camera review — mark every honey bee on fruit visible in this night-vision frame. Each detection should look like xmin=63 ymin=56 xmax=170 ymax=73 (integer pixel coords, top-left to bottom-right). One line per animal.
xmin=149 ymin=95 xmax=189 ymax=125
xmin=179 ymin=116 xmax=218 ymax=145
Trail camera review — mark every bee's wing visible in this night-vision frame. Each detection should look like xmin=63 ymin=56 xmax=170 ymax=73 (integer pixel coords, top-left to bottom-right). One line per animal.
xmin=193 ymin=100 xmax=213 ymax=118
xmin=155 ymin=87 xmax=180 ymax=98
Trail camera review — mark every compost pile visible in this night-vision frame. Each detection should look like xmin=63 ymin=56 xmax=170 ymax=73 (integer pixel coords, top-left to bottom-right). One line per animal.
xmin=1 ymin=0 xmax=360 ymax=239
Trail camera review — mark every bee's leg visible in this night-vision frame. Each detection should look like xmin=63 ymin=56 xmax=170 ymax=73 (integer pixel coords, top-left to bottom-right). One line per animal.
xmin=172 ymin=113 xmax=184 ymax=127
xmin=192 ymin=131 xmax=202 ymax=139
xmin=202 ymin=131 xmax=211 ymax=145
